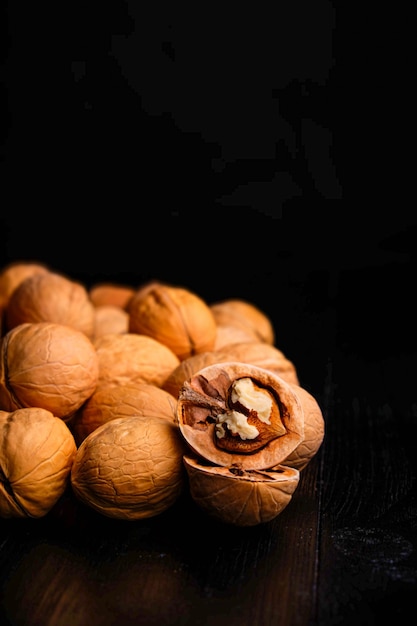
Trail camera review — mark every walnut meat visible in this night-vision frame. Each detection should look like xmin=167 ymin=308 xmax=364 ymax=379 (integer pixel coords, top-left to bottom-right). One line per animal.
xmin=0 ymin=407 xmax=77 ymax=518
xmin=0 ymin=322 xmax=99 ymax=420
xmin=71 ymin=415 xmax=187 ymax=520
xmin=176 ymin=362 xmax=304 ymax=470
xmin=183 ymin=455 xmax=300 ymax=526
xmin=5 ymin=271 xmax=96 ymax=339
xmin=128 ymin=283 xmax=217 ymax=360
xmin=71 ymin=382 xmax=177 ymax=446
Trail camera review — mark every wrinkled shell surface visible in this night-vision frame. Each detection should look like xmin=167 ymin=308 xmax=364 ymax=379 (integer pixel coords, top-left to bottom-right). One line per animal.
xmin=0 ymin=322 xmax=99 ymax=420
xmin=71 ymin=382 xmax=177 ymax=446
xmin=5 ymin=271 xmax=96 ymax=339
xmin=94 ymin=333 xmax=180 ymax=388
xmin=71 ymin=415 xmax=186 ymax=520
xmin=93 ymin=305 xmax=129 ymax=339
xmin=163 ymin=351 xmax=229 ymax=399
xmin=0 ymin=407 xmax=77 ymax=518
xmin=177 ymin=362 xmax=304 ymax=470
xmin=89 ymin=283 xmax=135 ymax=310
xmin=128 ymin=283 xmax=217 ymax=360
xmin=183 ymin=455 xmax=299 ymax=526
xmin=210 ymin=299 xmax=275 ymax=345
xmin=284 ymin=384 xmax=325 ymax=470
xmin=213 ymin=324 xmax=260 ymax=350
xmin=0 ymin=262 xmax=49 ymax=311
xmin=221 ymin=342 xmax=300 ymax=386
xmin=163 ymin=343 xmax=299 ymax=398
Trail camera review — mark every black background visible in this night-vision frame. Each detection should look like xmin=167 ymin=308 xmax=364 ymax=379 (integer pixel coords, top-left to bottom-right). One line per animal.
xmin=1 ymin=2 xmax=415 ymax=406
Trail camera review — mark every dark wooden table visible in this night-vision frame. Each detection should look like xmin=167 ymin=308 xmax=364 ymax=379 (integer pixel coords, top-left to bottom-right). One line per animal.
xmin=1 ymin=342 xmax=416 ymax=626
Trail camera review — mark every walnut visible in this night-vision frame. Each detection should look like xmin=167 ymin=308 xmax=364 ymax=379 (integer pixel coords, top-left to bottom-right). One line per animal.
xmin=94 ymin=332 xmax=180 ymax=389
xmin=89 ymin=283 xmax=135 ymax=310
xmin=176 ymin=362 xmax=324 ymax=526
xmin=0 ymin=261 xmax=49 ymax=336
xmin=70 ymin=415 xmax=187 ymax=520
xmin=0 ymin=322 xmax=99 ymax=421
xmin=5 ymin=271 xmax=96 ymax=339
xmin=71 ymin=382 xmax=178 ymax=446
xmin=93 ymin=305 xmax=129 ymax=339
xmin=0 ymin=407 xmax=77 ymax=518
xmin=128 ymin=283 xmax=217 ymax=360
xmin=284 ymin=384 xmax=325 ymax=470
xmin=163 ymin=342 xmax=299 ymax=399
xmin=210 ymin=299 xmax=275 ymax=345
xmin=0 ymin=261 xmax=50 ymax=311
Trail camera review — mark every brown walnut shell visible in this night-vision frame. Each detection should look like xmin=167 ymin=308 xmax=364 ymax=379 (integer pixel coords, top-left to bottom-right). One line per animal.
xmin=183 ymin=455 xmax=299 ymax=526
xmin=94 ymin=332 xmax=180 ymax=388
xmin=0 ymin=261 xmax=50 ymax=311
xmin=210 ymin=299 xmax=275 ymax=345
xmin=128 ymin=283 xmax=217 ymax=360
xmin=163 ymin=343 xmax=299 ymax=399
xmin=71 ymin=415 xmax=187 ymax=520
xmin=0 ymin=407 xmax=77 ymax=518
xmin=5 ymin=271 xmax=95 ymax=339
xmin=71 ymin=382 xmax=177 ymax=446
xmin=0 ymin=322 xmax=99 ymax=420
xmin=89 ymin=283 xmax=135 ymax=310
xmin=176 ymin=362 xmax=304 ymax=470
xmin=93 ymin=305 xmax=129 ymax=339
xmin=213 ymin=324 xmax=260 ymax=350
xmin=284 ymin=384 xmax=325 ymax=470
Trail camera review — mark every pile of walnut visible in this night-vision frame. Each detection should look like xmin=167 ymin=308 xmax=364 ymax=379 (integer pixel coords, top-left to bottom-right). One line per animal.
xmin=0 ymin=261 xmax=324 ymax=527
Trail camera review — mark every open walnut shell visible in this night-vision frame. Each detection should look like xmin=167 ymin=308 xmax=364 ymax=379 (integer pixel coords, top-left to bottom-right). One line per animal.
xmin=176 ymin=362 xmax=304 ymax=470
xmin=183 ymin=454 xmax=299 ymax=526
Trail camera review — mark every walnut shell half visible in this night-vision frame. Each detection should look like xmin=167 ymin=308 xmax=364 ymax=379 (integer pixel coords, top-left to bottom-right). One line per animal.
xmin=183 ymin=454 xmax=299 ymax=526
xmin=176 ymin=362 xmax=304 ymax=470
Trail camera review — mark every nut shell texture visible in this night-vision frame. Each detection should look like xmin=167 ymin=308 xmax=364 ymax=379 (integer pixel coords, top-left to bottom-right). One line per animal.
xmin=71 ymin=382 xmax=177 ymax=446
xmin=71 ymin=415 xmax=186 ymax=520
xmin=177 ymin=362 xmax=304 ymax=470
xmin=0 ymin=407 xmax=77 ymax=518
xmin=284 ymin=384 xmax=325 ymax=470
xmin=94 ymin=333 xmax=180 ymax=388
xmin=128 ymin=284 xmax=217 ymax=360
xmin=210 ymin=299 xmax=275 ymax=345
xmin=5 ymin=271 xmax=95 ymax=339
xmin=0 ymin=322 xmax=99 ymax=420
xmin=183 ymin=455 xmax=299 ymax=526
